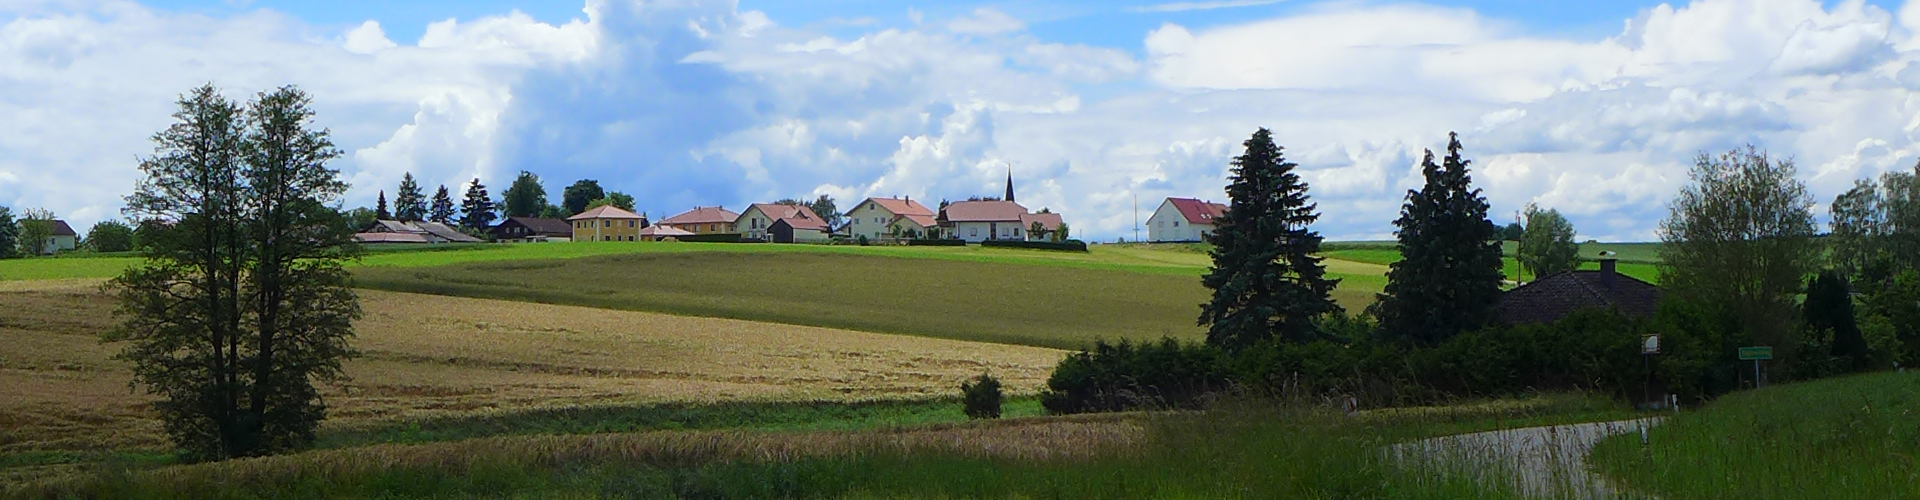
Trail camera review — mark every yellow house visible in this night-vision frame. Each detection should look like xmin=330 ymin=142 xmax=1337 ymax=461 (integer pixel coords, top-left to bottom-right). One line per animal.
xmin=658 ymin=206 xmax=740 ymax=234
xmin=567 ymin=205 xmax=647 ymax=242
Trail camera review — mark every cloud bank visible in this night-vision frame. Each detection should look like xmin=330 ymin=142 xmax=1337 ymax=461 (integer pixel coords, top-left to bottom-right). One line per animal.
xmin=4 ymin=0 xmax=1920 ymax=242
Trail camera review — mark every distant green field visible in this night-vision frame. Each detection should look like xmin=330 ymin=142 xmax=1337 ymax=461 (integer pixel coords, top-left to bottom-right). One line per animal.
xmin=1591 ymin=371 xmax=1920 ymax=499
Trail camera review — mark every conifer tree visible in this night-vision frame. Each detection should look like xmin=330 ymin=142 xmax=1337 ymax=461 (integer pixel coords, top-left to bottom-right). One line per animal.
xmin=374 ymin=191 xmax=391 ymax=220
xmin=1371 ymin=132 xmax=1504 ymax=345
xmin=429 ymin=185 xmax=456 ymax=224
xmin=460 ymin=178 xmax=497 ymax=230
xmin=394 ymin=173 xmax=426 ymax=221
xmin=1199 ymin=128 xmax=1341 ymax=350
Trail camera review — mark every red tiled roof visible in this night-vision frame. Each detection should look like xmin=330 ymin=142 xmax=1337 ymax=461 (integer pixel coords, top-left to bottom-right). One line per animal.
xmin=775 ymin=216 xmax=830 ymax=231
xmin=567 ymin=205 xmax=645 ymax=221
xmin=940 ymin=200 xmax=1030 ymax=222
xmin=893 ymin=214 xmax=938 ymax=228
xmin=1020 ymin=212 xmax=1063 ymax=231
xmin=744 ymin=203 xmax=822 ymax=222
xmin=660 ymin=206 xmax=739 ymax=225
xmin=864 ymin=197 xmax=935 ymax=217
xmin=1168 ymin=198 xmax=1227 ymax=225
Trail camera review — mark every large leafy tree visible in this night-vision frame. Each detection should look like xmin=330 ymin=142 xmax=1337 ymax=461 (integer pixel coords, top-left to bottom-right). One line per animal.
xmin=87 ymin=220 xmax=138 ymax=253
xmin=562 ymin=179 xmax=605 ymax=216
xmin=1829 ymin=163 xmax=1920 ymax=282
xmin=18 ymin=208 xmax=55 ymax=255
xmin=1199 ymin=128 xmax=1341 ymax=350
xmin=428 ymin=185 xmax=456 ymax=224
xmin=501 ymin=171 xmax=547 ymax=218
xmin=587 ymin=192 xmax=636 ymax=212
xmin=1517 ymin=203 xmax=1579 ymax=281
xmin=0 ymin=207 xmax=19 ymax=259
xmin=1371 ymin=132 xmax=1504 ymax=345
xmin=393 ymin=173 xmax=426 ymax=222
xmin=808 ymin=195 xmax=841 ymax=227
xmin=1660 ymin=146 xmax=1819 ymax=360
xmin=109 ymin=84 xmax=361 ymax=461
xmin=460 ymin=178 xmax=497 ymax=230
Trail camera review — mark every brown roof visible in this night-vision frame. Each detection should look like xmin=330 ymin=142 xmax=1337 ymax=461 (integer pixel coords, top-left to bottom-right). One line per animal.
xmin=495 ymin=217 xmax=572 ymax=237
xmin=49 ymin=220 xmax=77 ymax=237
xmin=1167 ymin=198 xmax=1227 ymax=225
xmin=940 ymin=200 xmax=1030 ymax=222
xmin=567 ymin=205 xmax=645 ymax=221
xmin=744 ymin=203 xmax=822 ymax=222
xmin=893 ymin=214 xmax=938 ymax=228
xmin=1020 ymin=212 xmax=1064 ymax=231
xmin=660 ymin=206 xmax=739 ymax=225
xmin=1497 ymin=267 xmax=1663 ymax=325
xmin=864 ymin=197 xmax=935 ymax=217
xmin=775 ymin=216 xmax=829 ymax=231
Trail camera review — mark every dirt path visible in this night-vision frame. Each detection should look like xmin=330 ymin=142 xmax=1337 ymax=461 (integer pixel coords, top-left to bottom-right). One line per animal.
xmin=1397 ymin=418 xmax=1663 ymax=499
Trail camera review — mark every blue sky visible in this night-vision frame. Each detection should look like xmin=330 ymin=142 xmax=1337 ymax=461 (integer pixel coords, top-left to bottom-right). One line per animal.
xmin=5 ymin=0 xmax=1920 ymax=241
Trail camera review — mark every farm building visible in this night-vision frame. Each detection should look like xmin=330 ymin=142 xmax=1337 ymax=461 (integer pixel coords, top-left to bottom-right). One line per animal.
xmin=737 ymin=203 xmax=829 ymax=242
xmin=844 ymin=197 xmax=937 ymax=241
xmin=1496 ymin=259 xmax=1663 ymax=325
xmin=658 ymin=206 xmax=739 ymax=235
xmin=33 ymin=220 xmax=78 ymax=254
xmin=491 ymin=217 xmax=573 ymax=243
xmin=1147 ymin=198 xmax=1227 ymax=243
xmin=355 ymin=220 xmax=484 ymax=245
xmin=567 ymin=206 xmax=648 ymax=242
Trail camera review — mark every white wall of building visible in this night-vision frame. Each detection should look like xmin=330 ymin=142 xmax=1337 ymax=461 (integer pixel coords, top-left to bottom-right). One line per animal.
xmin=845 ymin=203 xmax=896 ymax=240
xmin=1146 ymin=200 xmax=1213 ymax=242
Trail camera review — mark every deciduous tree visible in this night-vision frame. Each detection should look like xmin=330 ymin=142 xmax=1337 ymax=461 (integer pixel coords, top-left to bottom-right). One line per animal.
xmin=17 ymin=208 xmax=56 ymax=256
xmin=1517 ymin=203 xmax=1579 ymax=281
xmin=501 ymin=171 xmax=546 ymax=218
xmin=87 ymin=220 xmax=137 ymax=253
xmin=109 ymin=84 xmax=361 ymax=461
xmin=1199 ymin=128 xmax=1341 ymax=350
xmin=562 ymin=179 xmax=604 ymax=216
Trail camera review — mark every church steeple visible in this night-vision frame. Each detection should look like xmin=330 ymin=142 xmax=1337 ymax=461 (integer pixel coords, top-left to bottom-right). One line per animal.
xmin=1004 ymin=165 xmax=1016 ymax=203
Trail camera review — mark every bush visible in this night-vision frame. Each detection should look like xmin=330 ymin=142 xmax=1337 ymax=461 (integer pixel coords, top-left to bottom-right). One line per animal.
xmin=906 ymin=239 xmax=965 ymax=247
xmin=981 ymin=239 xmax=1087 ymax=252
xmin=1041 ymin=338 xmax=1230 ymax=414
xmin=856 ymin=235 xmax=869 ymax=246
xmin=960 ymin=373 xmax=1003 ymax=420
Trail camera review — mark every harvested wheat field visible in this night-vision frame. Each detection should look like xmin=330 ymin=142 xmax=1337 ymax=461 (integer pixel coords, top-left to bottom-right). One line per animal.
xmin=0 ymin=279 xmax=1065 ymax=462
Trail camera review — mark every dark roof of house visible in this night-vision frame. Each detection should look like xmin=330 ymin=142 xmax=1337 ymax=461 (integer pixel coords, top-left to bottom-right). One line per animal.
xmin=1166 ymin=198 xmax=1227 ymax=225
xmin=496 ymin=217 xmax=572 ymax=236
xmin=1497 ymin=268 xmax=1663 ymax=325
xmin=49 ymin=220 xmax=77 ymax=237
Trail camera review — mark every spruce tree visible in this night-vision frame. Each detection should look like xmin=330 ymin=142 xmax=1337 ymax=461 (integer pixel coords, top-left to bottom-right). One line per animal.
xmin=1199 ymin=128 xmax=1341 ymax=350
xmin=1371 ymin=132 xmax=1503 ymax=345
xmin=460 ymin=178 xmax=497 ymax=230
xmin=374 ymin=191 xmax=391 ymax=220
xmin=394 ymin=173 xmax=426 ymax=221
xmin=429 ymin=185 xmax=456 ymax=224
xmin=0 ymin=207 xmax=18 ymax=259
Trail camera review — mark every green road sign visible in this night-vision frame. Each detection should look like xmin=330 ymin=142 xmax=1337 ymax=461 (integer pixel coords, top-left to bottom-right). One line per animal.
xmin=1739 ymin=346 xmax=1773 ymax=360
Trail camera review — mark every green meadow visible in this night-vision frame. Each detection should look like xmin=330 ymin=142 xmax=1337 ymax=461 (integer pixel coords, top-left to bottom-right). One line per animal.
xmin=1590 ymin=371 xmax=1920 ymax=499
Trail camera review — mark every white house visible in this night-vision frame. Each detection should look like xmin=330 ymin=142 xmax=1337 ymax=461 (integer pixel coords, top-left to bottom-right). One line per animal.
xmin=35 ymin=220 xmax=78 ymax=254
xmin=938 ymin=200 xmax=1063 ymax=243
xmin=736 ymin=203 xmax=830 ymax=242
xmin=1147 ymin=198 xmax=1227 ymax=243
xmin=845 ymin=197 xmax=937 ymax=240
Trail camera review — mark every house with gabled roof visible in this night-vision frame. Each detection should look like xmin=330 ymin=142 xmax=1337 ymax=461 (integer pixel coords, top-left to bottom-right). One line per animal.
xmin=737 ymin=203 xmax=828 ymax=242
xmin=659 ymin=206 xmax=739 ymax=235
xmin=491 ymin=217 xmax=573 ymax=243
xmin=938 ymin=200 xmax=1062 ymax=243
xmin=34 ymin=220 xmax=78 ymax=254
xmin=567 ymin=205 xmax=648 ymax=242
xmin=1148 ymin=197 xmax=1227 ymax=243
xmin=845 ymin=196 xmax=937 ymax=240
xmin=1496 ymin=258 xmax=1663 ymax=325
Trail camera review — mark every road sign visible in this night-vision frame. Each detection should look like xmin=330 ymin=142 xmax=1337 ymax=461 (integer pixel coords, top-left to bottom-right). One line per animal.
xmin=1738 ymin=346 xmax=1773 ymax=360
xmin=1643 ymin=335 xmax=1661 ymax=355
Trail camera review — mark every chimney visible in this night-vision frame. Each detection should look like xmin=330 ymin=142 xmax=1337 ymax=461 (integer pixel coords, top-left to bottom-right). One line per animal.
xmin=1598 ymin=251 xmax=1618 ymax=290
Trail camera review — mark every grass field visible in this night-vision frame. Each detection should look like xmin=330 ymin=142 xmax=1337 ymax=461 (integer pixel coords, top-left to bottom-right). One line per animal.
xmin=0 ymin=280 xmax=1065 ymax=484
xmin=11 ymin=393 xmax=1645 ymax=500
xmin=1590 ymin=371 xmax=1920 ymax=499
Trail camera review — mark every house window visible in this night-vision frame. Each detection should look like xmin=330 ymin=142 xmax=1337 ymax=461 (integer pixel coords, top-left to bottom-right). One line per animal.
xmin=1174 ymin=221 xmax=1180 ymax=227
xmin=970 ymin=227 xmax=978 ymax=237
xmin=629 ymin=221 xmax=636 ymax=228
xmin=603 ymin=236 xmax=610 ymax=241
xmin=604 ymin=220 xmax=612 ymax=228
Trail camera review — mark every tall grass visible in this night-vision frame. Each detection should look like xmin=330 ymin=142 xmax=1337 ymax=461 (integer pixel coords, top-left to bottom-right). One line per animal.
xmin=1590 ymin=371 xmax=1920 ymax=499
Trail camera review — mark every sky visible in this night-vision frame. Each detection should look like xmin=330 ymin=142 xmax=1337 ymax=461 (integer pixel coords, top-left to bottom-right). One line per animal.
xmin=5 ymin=0 xmax=1920 ymax=242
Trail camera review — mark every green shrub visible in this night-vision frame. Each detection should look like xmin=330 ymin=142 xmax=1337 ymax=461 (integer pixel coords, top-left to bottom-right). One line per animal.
xmin=1041 ymin=338 xmax=1230 ymax=414
xmin=959 ymin=373 xmax=1003 ymax=420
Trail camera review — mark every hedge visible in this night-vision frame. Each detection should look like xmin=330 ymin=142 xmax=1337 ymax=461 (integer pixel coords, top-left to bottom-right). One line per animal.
xmin=981 ymin=239 xmax=1088 ymax=252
